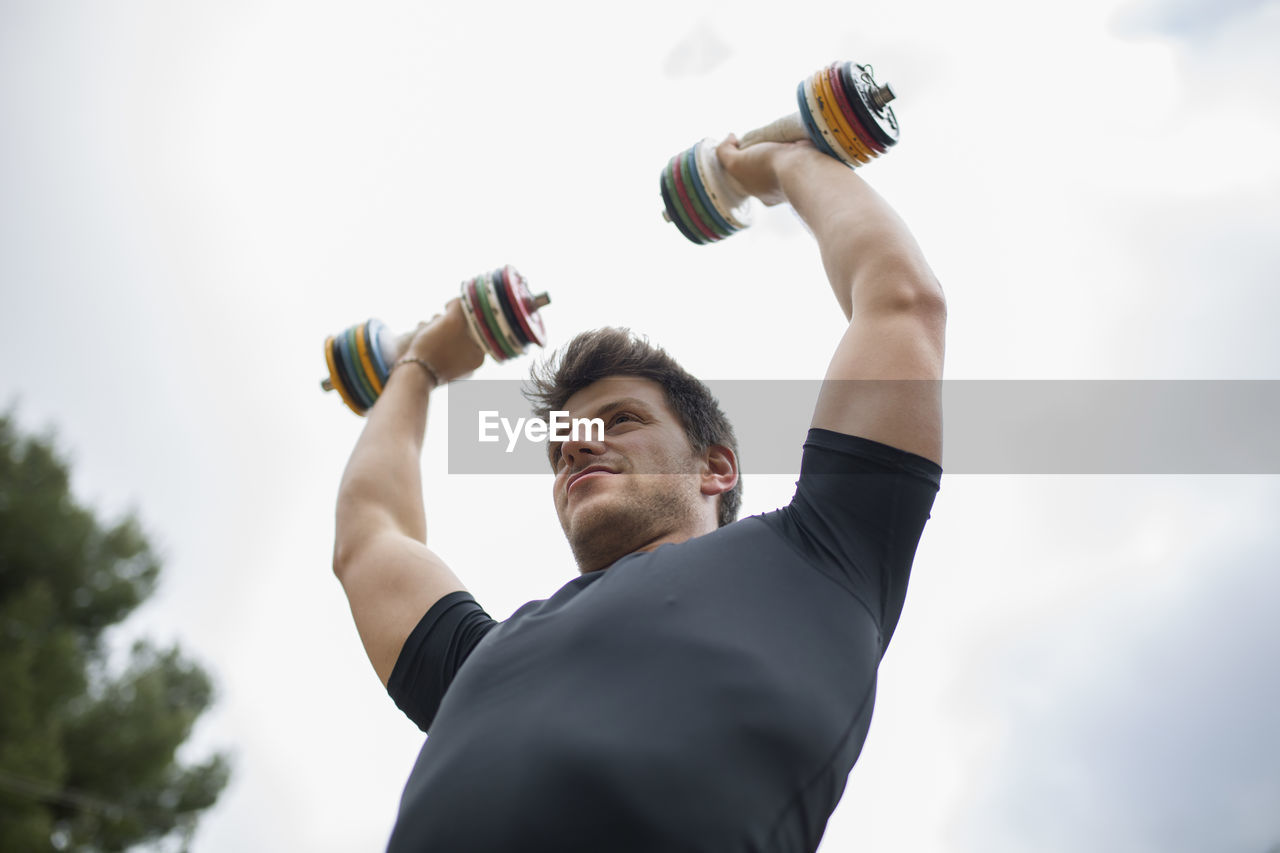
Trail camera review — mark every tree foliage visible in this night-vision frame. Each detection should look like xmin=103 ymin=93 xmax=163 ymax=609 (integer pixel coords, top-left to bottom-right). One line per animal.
xmin=0 ymin=414 xmax=229 ymax=851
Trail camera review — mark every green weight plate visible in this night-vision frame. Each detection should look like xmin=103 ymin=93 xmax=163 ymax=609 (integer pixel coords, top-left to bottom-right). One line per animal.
xmin=680 ymin=145 xmax=732 ymax=239
xmin=343 ymin=325 xmax=378 ymax=409
xmin=660 ymin=161 xmax=707 ymax=244
xmin=667 ymin=154 xmax=719 ymax=242
xmin=465 ymin=278 xmax=505 ymax=360
xmin=481 ymin=270 xmax=522 ymax=357
xmin=324 ymin=335 xmax=364 ymax=415
xmin=474 ymin=273 xmax=518 ymax=359
xmin=332 ymin=326 xmax=369 ymax=411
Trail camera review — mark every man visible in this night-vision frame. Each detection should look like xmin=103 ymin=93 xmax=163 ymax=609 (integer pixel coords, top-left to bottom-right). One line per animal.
xmin=333 ymin=135 xmax=945 ymax=852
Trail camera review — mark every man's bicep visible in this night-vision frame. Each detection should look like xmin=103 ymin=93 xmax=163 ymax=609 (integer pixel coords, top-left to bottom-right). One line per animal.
xmin=336 ymin=533 xmax=467 ymax=687
xmin=811 ymin=303 xmax=945 ymax=465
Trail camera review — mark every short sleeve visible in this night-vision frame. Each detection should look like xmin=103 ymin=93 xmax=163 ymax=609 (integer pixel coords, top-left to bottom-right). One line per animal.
xmin=762 ymin=428 xmax=941 ymax=650
xmin=386 ymin=591 xmax=498 ymax=732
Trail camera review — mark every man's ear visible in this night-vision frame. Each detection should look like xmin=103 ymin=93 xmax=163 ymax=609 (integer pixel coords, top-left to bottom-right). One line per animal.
xmin=700 ymin=444 xmax=738 ymax=497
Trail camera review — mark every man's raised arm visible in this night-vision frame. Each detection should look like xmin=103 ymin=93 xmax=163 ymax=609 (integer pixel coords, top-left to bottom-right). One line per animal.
xmin=332 ymin=300 xmax=485 ymax=685
xmin=717 ymin=138 xmax=946 ymax=464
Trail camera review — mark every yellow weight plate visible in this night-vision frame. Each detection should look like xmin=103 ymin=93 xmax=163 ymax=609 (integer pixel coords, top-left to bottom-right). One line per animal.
xmin=354 ymin=320 xmax=383 ymax=396
xmin=813 ymin=68 xmax=871 ymax=165
xmin=801 ymin=75 xmax=855 ymax=167
xmin=324 ymin=335 xmax=365 ymax=416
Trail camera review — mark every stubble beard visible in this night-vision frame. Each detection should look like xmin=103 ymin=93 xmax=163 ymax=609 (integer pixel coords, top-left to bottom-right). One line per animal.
xmin=565 ymin=474 xmax=703 ymax=572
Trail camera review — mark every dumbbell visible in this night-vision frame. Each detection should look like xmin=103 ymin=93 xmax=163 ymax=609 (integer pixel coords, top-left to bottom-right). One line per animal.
xmin=661 ymin=61 xmax=899 ymax=244
xmin=321 ymin=265 xmax=550 ymax=416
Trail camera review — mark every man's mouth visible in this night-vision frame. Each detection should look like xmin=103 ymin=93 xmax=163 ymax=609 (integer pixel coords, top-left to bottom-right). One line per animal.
xmin=567 ymin=465 xmax=615 ymax=495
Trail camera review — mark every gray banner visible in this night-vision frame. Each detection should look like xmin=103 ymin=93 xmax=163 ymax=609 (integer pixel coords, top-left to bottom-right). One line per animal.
xmin=444 ymin=380 xmax=1280 ymax=475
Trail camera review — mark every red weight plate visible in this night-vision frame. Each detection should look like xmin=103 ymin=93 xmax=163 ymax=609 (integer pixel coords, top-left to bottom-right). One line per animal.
xmin=826 ymin=63 xmax=879 ymax=159
xmin=670 ymin=152 xmax=722 ymax=242
xmin=834 ymin=62 xmax=887 ymax=154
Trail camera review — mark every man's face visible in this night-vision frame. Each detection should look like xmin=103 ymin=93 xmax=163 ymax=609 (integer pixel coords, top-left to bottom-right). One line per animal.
xmin=550 ymin=376 xmax=717 ymax=572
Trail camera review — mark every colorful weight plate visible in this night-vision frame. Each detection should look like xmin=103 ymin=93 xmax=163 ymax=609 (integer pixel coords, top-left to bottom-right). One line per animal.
xmin=356 ymin=320 xmax=384 ymax=397
xmin=474 ymin=274 xmax=518 ymax=359
xmin=843 ymin=63 xmax=899 ymax=149
xmin=669 ymin=153 xmax=721 ymax=242
xmin=812 ymin=66 xmax=866 ymax=165
xmin=795 ymin=80 xmax=843 ymax=162
xmin=499 ymin=266 xmax=536 ymax=347
xmin=465 ymin=277 xmax=507 ymax=360
xmin=341 ymin=325 xmax=377 ymax=410
xmin=367 ymin=319 xmax=392 ymax=384
xmin=662 ymin=154 xmax=712 ymax=243
xmin=503 ymin=266 xmax=547 ymax=347
xmin=802 ymin=74 xmax=856 ymax=167
xmin=676 ymin=145 xmax=730 ymax=239
xmin=694 ymin=138 xmax=751 ymax=231
xmin=324 ymin=335 xmax=364 ymax=415
xmin=459 ymin=280 xmax=499 ymax=361
xmin=332 ymin=329 xmax=369 ymax=412
xmin=660 ymin=163 xmax=707 ymax=244
xmin=480 ymin=271 xmax=521 ymax=357
xmin=835 ymin=62 xmax=887 ymax=154
xmin=681 ymin=145 xmax=734 ymax=238
xmin=817 ymin=65 xmax=873 ymax=164
xmin=492 ymin=268 xmax=530 ymax=348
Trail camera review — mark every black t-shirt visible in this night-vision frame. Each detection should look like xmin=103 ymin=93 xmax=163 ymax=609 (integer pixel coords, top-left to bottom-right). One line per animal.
xmin=386 ymin=429 xmax=941 ymax=852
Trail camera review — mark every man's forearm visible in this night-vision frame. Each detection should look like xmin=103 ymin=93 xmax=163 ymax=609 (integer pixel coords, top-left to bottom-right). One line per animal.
xmin=334 ymin=364 xmax=436 ymax=566
xmin=776 ymin=149 xmax=939 ymax=320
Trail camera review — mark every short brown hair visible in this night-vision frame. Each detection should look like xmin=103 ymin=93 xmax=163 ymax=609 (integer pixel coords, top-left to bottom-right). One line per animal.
xmin=524 ymin=328 xmax=742 ymax=527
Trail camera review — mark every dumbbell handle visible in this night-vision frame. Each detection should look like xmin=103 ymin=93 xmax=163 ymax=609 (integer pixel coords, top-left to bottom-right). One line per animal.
xmin=738 ymin=113 xmax=808 ymax=148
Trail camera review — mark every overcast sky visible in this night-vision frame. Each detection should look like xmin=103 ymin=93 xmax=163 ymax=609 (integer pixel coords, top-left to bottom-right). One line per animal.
xmin=2 ymin=0 xmax=1278 ymax=850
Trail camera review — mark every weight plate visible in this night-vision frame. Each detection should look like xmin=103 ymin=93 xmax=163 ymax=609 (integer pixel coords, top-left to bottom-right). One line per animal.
xmin=499 ymin=266 xmax=535 ymax=347
xmin=467 ymin=277 xmax=508 ymax=360
xmin=660 ymin=161 xmax=707 ymax=244
xmin=356 ymin=320 xmax=384 ymax=397
xmin=324 ymin=335 xmax=365 ymax=415
xmin=368 ymin=319 xmax=392 ymax=384
xmin=835 ymin=62 xmax=887 ymax=154
xmin=342 ymin=325 xmax=377 ymax=410
xmin=675 ymin=142 xmax=727 ymax=235
xmin=843 ymin=62 xmax=899 ymax=148
xmin=795 ymin=79 xmax=843 ymax=162
xmin=669 ymin=152 xmax=721 ymax=242
xmin=665 ymin=154 xmax=716 ymax=242
xmin=681 ymin=145 xmax=734 ymax=238
xmin=474 ymin=273 xmax=518 ymax=359
xmin=695 ymin=138 xmax=751 ymax=231
xmin=329 ymin=328 xmax=359 ymax=409
xmin=819 ymin=64 xmax=874 ymax=164
xmin=803 ymin=73 xmax=857 ymax=167
xmin=332 ymin=329 xmax=370 ymax=412
xmin=459 ymin=279 xmax=499 ymax=361
xmin=504 ymin=266 xmax=547 ymax=348
xmin=480 ymin=270 xmax=522 ymax=357
xmin=812 ymin=66 xmax=868 ymax=165
xmin=492 ymin=267 xmax=529 ymax=348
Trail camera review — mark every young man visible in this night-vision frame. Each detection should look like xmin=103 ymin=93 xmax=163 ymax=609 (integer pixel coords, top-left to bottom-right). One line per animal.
xmin=333 ymin=136 xmax=945 ymax=852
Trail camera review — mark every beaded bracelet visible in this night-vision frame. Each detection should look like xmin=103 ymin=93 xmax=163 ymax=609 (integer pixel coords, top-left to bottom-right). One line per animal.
xmin=393 ymin=357 xmax=443 ymax=390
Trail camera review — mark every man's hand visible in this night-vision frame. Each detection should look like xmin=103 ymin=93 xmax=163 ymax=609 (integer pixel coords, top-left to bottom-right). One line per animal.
xmin=403 ymin=297 xmax=486 ymax=384
xmin=715 ymin=135 xmax=816 ymax=207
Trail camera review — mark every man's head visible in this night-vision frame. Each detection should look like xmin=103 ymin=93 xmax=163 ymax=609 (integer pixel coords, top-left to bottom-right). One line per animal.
xmin=525 ymin=329 xmax=741 ymax=571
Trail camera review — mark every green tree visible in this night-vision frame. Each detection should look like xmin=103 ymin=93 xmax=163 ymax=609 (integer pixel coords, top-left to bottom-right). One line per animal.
xmin=0 ymin=413 xmax=229 ymax=851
